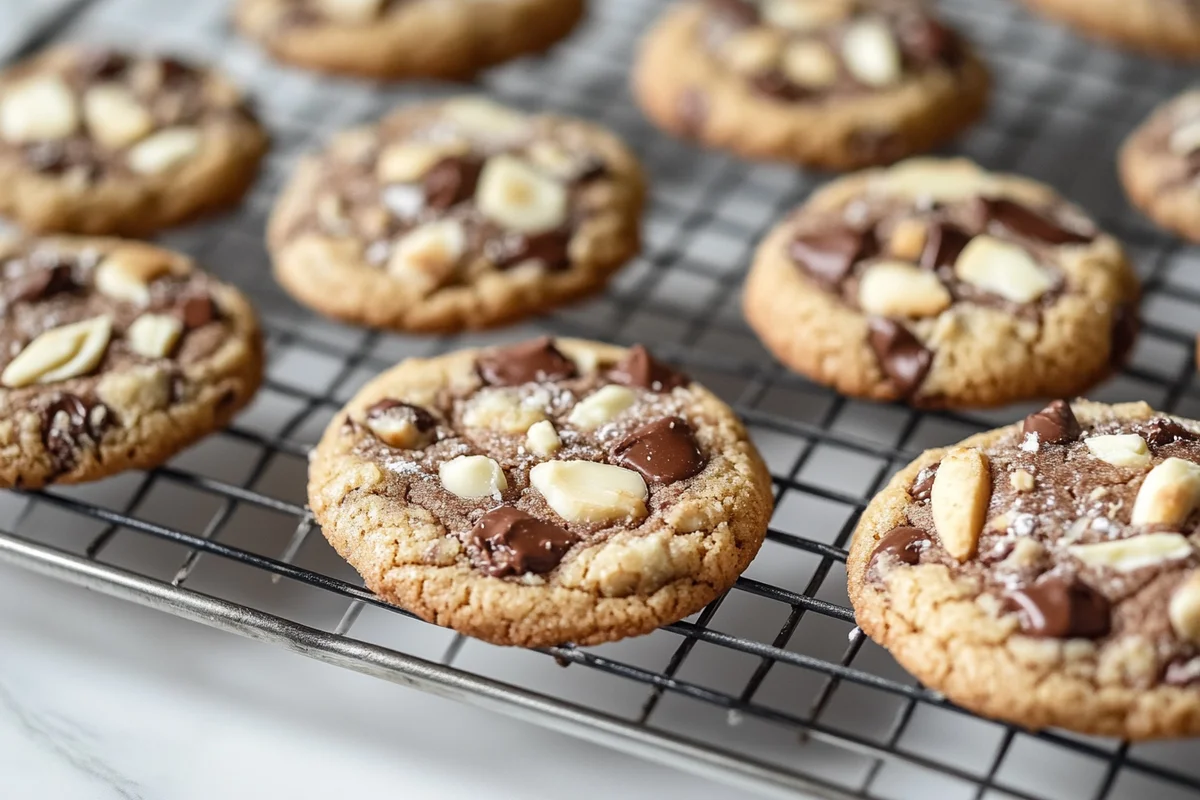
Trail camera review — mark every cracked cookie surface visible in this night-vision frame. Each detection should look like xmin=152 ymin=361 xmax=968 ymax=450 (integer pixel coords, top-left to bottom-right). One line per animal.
xmin=234 ymin=0 xmax=586 ymax=79
xmin=0 ymin=236 xmax=263 ymax=488
xmin=849 ymin=400 xmax=1200 ymax=738
xmin=1019 ymin=0 xmax=1200 ymax=60
xmin=0 ymin=45 xmax=268 ymax=236
xmin=308 ymin=337 xmax=773 ymax=647
xmin=743 ymin=158 xmax=1139 ymax=407
xmin=1121 ymin=90 xmax=1200 ymax=244
xmin=268 ymin=97 xmax=645 ymax=332
xmin=632 ymin=0 xmax=989 ymax=169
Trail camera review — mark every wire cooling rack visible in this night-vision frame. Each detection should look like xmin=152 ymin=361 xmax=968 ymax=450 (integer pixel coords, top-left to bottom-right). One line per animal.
xmin=3 ymin=1 xmax=1200 ymax=798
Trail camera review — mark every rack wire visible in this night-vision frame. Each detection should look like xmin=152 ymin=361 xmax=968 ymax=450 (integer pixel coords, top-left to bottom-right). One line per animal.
xmin=2 ymin=1 xmax=1200 ymax=798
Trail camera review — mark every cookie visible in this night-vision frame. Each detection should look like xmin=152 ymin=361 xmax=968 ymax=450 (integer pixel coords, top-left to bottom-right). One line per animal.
xmin=632 ymin=0 xmax=990 ymax=170
xmin=0 ymin=236 xmax=263 ymax=489
xmin=308 ymin=337 xmax=773 ymax=647
xmin=234 ymin=0 xmax=586 ymax=79
xmin=268 ymin=98 xmax=645 ymax=332
xmin=742 ymin=158 xmax=1140 ymax=408
xmin=1120 ymin=90 xmax=1200 ymax=243
xmin=0 ymin=46 xmax=268 ymax=237
xmin=1019 ymin=0 xmax=1200 ymax=60
xmin=846 ymin=399 xmax=1200 ymax=738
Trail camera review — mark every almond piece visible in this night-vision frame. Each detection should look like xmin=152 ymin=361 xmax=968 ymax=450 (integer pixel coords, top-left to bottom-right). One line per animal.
xmin=1131 ymin=457 xmax=1200 ymax=526
xmin=1169 ymin=570 xmax=1200 ymax=643
xmin=567 ymin=385 xmax=637 ymax=430
xmin=877 ymin=160 xmax=996 ymax=203
xmin=954 ymin=235 xmax=1054 ymax=303
xmin=841 ymin=18 xmax=903 ymax=88
xmin=530 ymin=460 xmax=648 ymax=524
xmin=439 ymin=455 xmax=508 ymax=500
xmin=1169 ymin=119 xmax=1200 ymax=157
xmin=930 ymin=447 xmax=991 ymax=562
xmin=94 ymin=246 xmax=183 ymax=306
xmin=1010 ymin=469 xmax=1035 ymax=492
xmin=722 ymin=29 xmax=784 ymax=75
xmin=386 ymin=219 xmax=466 ymax=295
xmin=1084 ymin=434 xmax=1151 ymax=469
xmin=84 ymin=83 xmax=154 ymax=149
xmin=476 ymin=155 xmax=568 ymax=234
xmin=126 ymin=313 xmax=183 ymax=359
xmin=462 ymin=388 xmax=547 ymax=434
xmin=442 ymin=98 xmax=531 ymax=142
xmin=2 ymin=316 xmax=112 ymax=387
xmin=0 ymin=76 xmax=78 ymax=143
xmin=126 ymin=126 xmax=201 ymax=175
xmin=888 ymin=217 xmax=928 ymax=262
xmin=526 ymin=420 xmax=562 ymax=457
xmin=781 ymin=40 xmax=839 ymax=89
xmin=1069 ymin=533 xmax=1193 ymax=572
xmin=858 ymin=260 xmax=952 ymax=318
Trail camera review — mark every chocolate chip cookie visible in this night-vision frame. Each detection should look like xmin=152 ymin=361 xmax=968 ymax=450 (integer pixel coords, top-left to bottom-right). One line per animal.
xmin=308 ymin=337 xmax=773 ymax=647
xmin=0 ymin=46 xmax=268 ymax=237
xmin=0 ymin=236 xmax=263 ymax=489
xmin=234 ymin=0 xmax=586 ymax=79
xmin=1019 ymin=0 xmax=1200 ymax=60
xmin=632 ymin=0 xmax=990 ymax=169
xmin=848 ymin=400 xmax=1200 ymax=738
xmin=268 ymin=98 xmax=645 ymax=332
xmin=1120 ymin=90 xmax=1200 ymax=243
xmin=742 ymin=159 xmax=1139 ymax=407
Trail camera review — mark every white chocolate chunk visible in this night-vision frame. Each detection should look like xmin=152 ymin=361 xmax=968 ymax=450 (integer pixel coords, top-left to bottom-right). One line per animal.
xmin=126 ymin=313 xmax=183 ymax=359
xmin=954 ymin=235 xmax=1054 ymax=303
xmin=0 ymin=76 xmax=78 ymax=143
xmin=1085 ymin=434 xmax=1151 ymax=469
xmin=314 ymin=0 xmax=385 ymax=22
xmin=366 ymin=414 xmax=431 ymax=450
xmin=442 ymin=98 xmax=531 ymax=142
xmin=526 ymin=420 xmax=562 ymax=457
xmin=126 ymin=126 xmax=201 ymax=175
xmin=1131 ymin=457 xmax=1200 ymax=526
xmin=722 ymin=29 xmax=784 ymax=75
xmin=567 ymin=385 xmax=637 ymax=430
xmin=94 ymin=248 xmax=180 ymax=306
xmin=1169 ymin=571 xmax=1200 ymax=643
xmin=84 ymin=83 xmax=154 ymax=149
xmin=376 ymin=141 xmax=461 ymax=184
xmin=386 ymin=219 xmax=466 ymax=295
xmin=530 ymin=460 xmax=648 ymax=524
xmin=841 ymin=18 xmax=903 ymax=88
xmin=782 ymin=40 xmax=839 ymax=89
xmin=2 ymin=316 xmax=112 ymax=387
xmin=1069 ymin=533 xmax=1193 ymax=572
xmin=1169 ymin=119 xmax=1200 ymax=157
xmin=761 ymin=0 xmax=850 ymax=31
xmin=1010 ymin=469 xmax=1035 ymax=492
xmin=877 ymin=159 xmax=995 ymax=202
xmin=888 ymin=217 xmax=929 ymax=262
xmin=462 ymin=388 xmax=547 ymax=434
xmin=476 ymin=154 xmax=568 ymax=234
xmin=857 ymin=260 xmax=951 ymax=318
xmin=930 ymin=447 xmax=991 ymax=562
xmin=439 ymin=455 xmax=508 ymax=500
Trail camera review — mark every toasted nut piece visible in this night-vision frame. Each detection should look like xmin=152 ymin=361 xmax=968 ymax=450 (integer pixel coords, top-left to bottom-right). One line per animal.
xmin=1070 ymin=533 xmax=1193 ymax=572
xmin=439 ymin=455 xmax=508 ymax=500
xmin=841 ymin=18 xmax=903 ymax=88
xmin=126 ymin=313 xmax=183 ymax=359
xmin=386 ymin=219 xmax=466 ymax=295
xmin=781 ymin=40 xmax=839 ymax=89
xmin=94 ymin=247 xmax=183 ymax=306
xmin=376 ymin=141 xmax=465 ymax=184
xmin=1169 ymin=119 xmax=1200 ymax=157
xmin=1010 ymin=469 xmax=1035 ymax=492
xmin=526 ymin=420 xmax=562 ymax=457
xmin=721 ymin=29 xmax=784 ymax=75
xmin=462 ymin=388 xmax=547 ymax=434
xmin=126 ymin=126 xmax=201 ymax=175
xmin=931 ymin=447 xmax=991 ymax=562
xmin=858 ymin=260 xmax=952 ymax=318
xmin=1131 ymin=457 xmax=1200 ymax=526
xmin=762 ymin=0 xmax=851 ymax=30
xmin=954 ymin=235 xmax=1054 ymax=303
xmin=1169 ymin=570 xmax=1200 ymax=643
xmin=314 ymin=0 xmax=385 ymax=22
xmin=0 ymin=76 xmax=78 ymax=143
xmin=567 ymin=385 xmax=637 ymax=430
xmin=366 ymin=416 xmax=428 ymax=449
xmin=888 ymin=218 xmax=929 ymax=262
xmin=476 ymin=155 xmax=568 ymax=234
xmin=877 ymin=159 xmax=996 ymax=202
xmin=96 ymin=365 xmax=170 ymax=423
xmin=83 ymin=83 xmax=154 ymax=149
xmin=530 ymin=460 xmax=648 ymax=524
xmin=1085 ymin=434 xmax=1151 ymax=469
xmin=442 ymin=98 xmax=531 ymax=142
xmin=2 ymin=316 xmax=112 ymax=387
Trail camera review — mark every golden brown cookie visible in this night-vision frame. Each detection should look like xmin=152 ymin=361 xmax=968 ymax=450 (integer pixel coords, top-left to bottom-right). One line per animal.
xmin=308 ymin=338 xmax=773 ymax=647
xmin=632 ymin=0 xmax=990 ymax=169
xmin=234 ymin=0 xmax=586 ymax=79
xmin=1019 ymin=0 xmax=1200 ymax=60
xmin=0 ymin=236 xmax=263 ymax=489
xmin=0 ymin=46 xmax=268 ymax=237
xmin=1120 ymin=90 xmax=1200 ymax=243
xmin=849 ymin=400 xmax=1200 ymax=739
xmin=268 ymin=98 xmax=645 ymax=333
xmin=742 ymin=158 xmax=1140 ymax=408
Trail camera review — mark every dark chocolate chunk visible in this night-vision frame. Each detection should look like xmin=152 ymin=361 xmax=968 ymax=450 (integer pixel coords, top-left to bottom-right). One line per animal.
xmin=609 ymin=344 xmax=689 ymax=392
xmin=23 ymin=140 xmax=97 ymax=178
xmin=750 ymin=71 xmax=808 ymax=102
xmin=5 ymin=263 xmax=76 ymax=305
xmin=981 ymin=198 xmax=1094 ymax=245
xmin=612 ymin=416 xmax=706 ymax=484
xmin=366 ymin=399 xmax=437 ymax=432
xmin=677 ymin=88 xmax=708 ymax=138
xmin=75 ymin=49 xmax=130 ymax=80
xmin=1021 ymin=400 xmax=1081 ymax=445
xmin=40 ymin=394 xmax=110 ymax=474
xmin=897 ymin=18 xmax=960 ymax=66
xmin=870 ymin=526 xmax=931 ymax=569
xmin=789 ymin=228 xmax=871 ymax=288
xmin=920 ymin=223 xmax=971 ymax=271
xmin=489 ymin=229 xmax=572 ymax=272
xmin=1109 ymin=303 xmax=1139 ymax=367
xmin=1164 ymin=658 xmax=1200 ymax=686
xmin=156 ymin=57 xmax=195 ymax=87
xmin=422 ymin=156 xmax=484 ymax=211
xmin=1005 ymin=577 xmax=1110 ymax=639
xmin=467 ymin=506 xmax=578 ymax=578
xmin=1142 ymin=417 xmax=1198 ymax=447
xmin=476 ymin=337 xmax=577 ymax=386
xmin=867 ymin=317 xmax=932 ymax=398
xmin=910 ymin=463 xmax=939 ymax=502
xmin=176 ymin=292 xmax=217 ymax=329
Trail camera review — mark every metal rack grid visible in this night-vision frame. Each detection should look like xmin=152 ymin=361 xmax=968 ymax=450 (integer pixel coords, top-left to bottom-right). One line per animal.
xmin=2 ymin=1 xmax=1200 ymax=798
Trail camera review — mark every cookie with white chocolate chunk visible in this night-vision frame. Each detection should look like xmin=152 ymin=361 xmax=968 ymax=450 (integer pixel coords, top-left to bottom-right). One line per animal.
xmin=307 ymin=338 xmax=772 ymax=647
xmin=743 ymin=158 xmax=1140 ymax=407
xmin=268 ymin=98 xmax=645 ymax=332
xmin=849 ymin=400 xmax=1200 ymax=739
xmin=0 ymin=236 xmax=263 ymax=488
xmin=0 ymin=45 xmax=268 ymax=236
xmin=1120 ymin=89 xmax=1200 ymax=244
